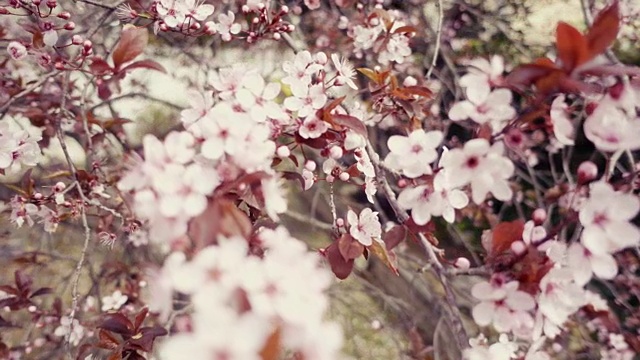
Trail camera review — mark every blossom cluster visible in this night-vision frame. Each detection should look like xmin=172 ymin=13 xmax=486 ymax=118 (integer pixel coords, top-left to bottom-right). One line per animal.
xmin=154 ymin=227 xmax=342 ymax=360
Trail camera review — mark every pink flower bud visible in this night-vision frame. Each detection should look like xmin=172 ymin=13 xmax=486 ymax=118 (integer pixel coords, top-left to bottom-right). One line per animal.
xmin=276 ymin=145 xmax=290 ymax=158
xmin=329 ymin=146 xmax=343 ymax=159
xmin=281 ymin=5 xmax=289 ymax=13
xmin=64 ymin=22 xmax=75 ymax=30
xmin=7 ymin=41 xmax=28 ymax=61
xmin=54 ymin=62 xmax=65 ymax=70
xmin=46 ymin=0 xmax=56 ymax=8
xmin=241 ymin=5 xmax=249 ymax=12
xmin=33 ymin=193 xmax=43 ymax=200
xmin=273 ymin=32 xmax=281 ymax=40
xmin=339 ymin=172 xmax=350 ymax=181
xmin=287 ymin=24 xmax=295 ymax=32
xmin=316 ymin=52 xmax=328 ymax=64
xmin=71 ymin=35 xmax=83 ymax=45
xmin=252 ymin=17 xmax=259 ymax=24
xmin=0 ymin=8 xmax=9 ymax=14
xmin=57 ymin=11 xmax=71 ymax=19
xmin=336 ymin=218 xmax=344 ymax=227
xmin=397 ymin=179 xmax=408 ymax=188
xmin=32 ymin=0 xmax=41 ymax=5
xmin=54 ymin=182 xmax=66 ymax=192
xmin=326 ymin=175 xmax=335 ymax=183
xmin=305 ymin=160 xmax=317 ymax=171
xmin=204 ymin=21 xmax=217 ymax=35
xmin=82 ymin=40 xmax=92 ymax=50
xmin=532 ymin=208 xmax=546 ymax=225
xmin=454 ymin=257 xmax=470 ymax=270
xmin=577 ymin=161 xmax=598 ymax=184
xmin=511 ymin=240 xmax=526 ymax=255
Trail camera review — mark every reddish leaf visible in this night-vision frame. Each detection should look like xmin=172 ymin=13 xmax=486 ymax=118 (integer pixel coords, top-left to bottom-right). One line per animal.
xmin=586 ymin=0 xmax=620 ymax=58
xmin=369 ymin=239 xmax=399 ymax=275
xmin=90 ymin=57 xmax=113 ymax=75
xmin=99 ymin=313 xmax=134 ymax=336
xmin=324 ymin=242 xmax=354 ymax=280
xmin=401 ymin=85 xmax=433 ymax=98
xmin=112 ymin=26 xmax=148 ymax=69
xmin=29 ymin=287 xmax=53 ymax=298
xmin=332 ymin=114 xmax=367 ymax=137
xmin=134 ymin=307 xmax=148 ymax=330
xmin=120 ymin=59 xmax=167 ymax=74
xmin=259 ymin=328 xmax=281 ymax=360
xmin=107 ymin=352 xmax=123 ymax=360
xmin=392 ymin=25 xmax=417 ymax=35
xmin=555 ymin=22 xmax=590 ymax=71
xmin=382 ymin=225 xmax=406 ymax=250
xmin=490 ymin=220 xmax=525 ymax=256
xmin=281 ymin=171 xmax=306 ymax=190
xmin=188 ymin=199 xmax=252 ymax=250
xmin=97 ymin=329 xmax=121 ymax=350
xmin=337 ymin=234 xmax=365 ymax=261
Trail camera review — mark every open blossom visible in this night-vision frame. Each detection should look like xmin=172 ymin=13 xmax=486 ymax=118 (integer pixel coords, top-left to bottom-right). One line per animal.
xmin=535 ymin=268 xmax=587 ymax=339
xmin=579 ymin=181 xmax=640 ymax=254
xmin=378 ymin=34 xmax=412 ymax=64
xmin=471 ymin=279 xmax=536 ymax=335
xmin=7 ymin=41 xmax=28 ymax=61
xmin=331 ymin=53 xmax=358 ymax=90
xmin=235 ymin=73 xmax=286 ymax=123
xmin=459 ymin=55 xmax=505 ymax=102
xmin=384 ymin=129 xmax=443 ymax=178
xmin=157 ymin=0 xmax=187 ymax=28
xmin=216 ymin=11 xmax=241 ymax=41
xmin=298 ymin=115 xmax=328 ymax=139
xmin=282 ymin=51 xmax=325 ymax=95
xmin=463 ymin=334 xmax=517 ymax=360
xmin=184 ymin=0 xmax=214 ymax=21
xmin=440 ymin=139 xmax=514 ymax=204
xmin=583 ymin=103 xmax=640 ymax=151
xmin=101 ymin=290 xmax=128 ymax=311
xmin=448 ymin=88 xmax=516 ymax=132
xmin=284 ymin=83 xmax=327 ymax=118
xmin=347 ymin=208 xmax=382 ymax=246
xmin=567 ymin=242 xmax=618 ymax=286
xmin=54 ymin=317 xmax=85 ymax=346
xmin=549 ymin=95 xmax=575 ymax=146
xmin=180 ymin=90 xmax=214 ymax=128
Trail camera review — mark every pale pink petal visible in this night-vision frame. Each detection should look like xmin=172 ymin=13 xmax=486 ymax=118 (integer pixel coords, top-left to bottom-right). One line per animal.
xmin=591 ymin=253 xmax=618 ymax=280
xmin=472 ymin=301 xmax=495 ymax=327
xmin=448 ymin=101 xmax=474 ymax=121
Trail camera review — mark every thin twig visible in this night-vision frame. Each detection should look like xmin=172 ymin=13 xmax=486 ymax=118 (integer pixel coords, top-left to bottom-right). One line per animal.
xmin=426 ymin=0 xmax=444 ymax=79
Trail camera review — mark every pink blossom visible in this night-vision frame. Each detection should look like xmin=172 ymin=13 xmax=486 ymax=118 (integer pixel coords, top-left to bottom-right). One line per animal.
xmin=583 ymin=104 xmax=640 ymax=151
xmin=7 ymin=42 xmax=28 ymax=61
xmin=440 ymin=139 xmax=514 ymax=204
xmin=347 ymin=208 xmax=382 ymax=246
xmin=282 ymin=51 xmax=324 ymax=95
xmin=549 ymin=95 xmax=575 ymax=146
xmin=298 ymin=115 xmax=328 ymax=139
xmin=235 ymin=73 xmax=286 ymax=123
xmin=459 ymin=55 xmax=505 ymax=102
xmin=184 ymin=0 xmax=214 ymax=21
xmin=579 ymin=181 xmax=640 ymax=254
xmin=535 ymin=268 xmax=587 ymax=338
xmin=379 ymin=34 xmax=412 ymax=64
xmin=216 ymin=11 xmax=242 ymax=41
xmin=180 ymin=90 xmax=214 ymax=128
xmin=157 ymin=0 xmax=187 ymax=28
xmin=331 ymin=54 xmax=358 ymax=90
xmin=567 ymin=242 xmax=618 ymax=286
xmin=448 ymin=88 xmax=516 ymax=132
xmin=384 ymin=129 xmax=443 ymax=178
xmin=101 ymin=290 xmax=128 ymax=311
xmin=284 ymin=83 xmax=327 ymax=118
xmin=471 ymin=279 xmax=536 ymax=334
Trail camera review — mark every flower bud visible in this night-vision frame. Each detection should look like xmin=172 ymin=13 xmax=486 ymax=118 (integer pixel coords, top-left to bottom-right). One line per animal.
xmin=329 ymin=146 xmax=343 ymax=159
xmin=54 ymin=181 xmax=66 ymax=192
xmin=241 ymin=4 xmax=250 ymax=12
xmin=276 ymin=145 xmax=290 ymax=158
xmin=63 ymin=22 xmax=75 ymax=31
xmin=71 ymin=35 xmax=83 ymax=45
xmin=339 ymin=172 xmax=350 ymax=181
xmin=454 ymin=257 xmax=470 ymax=270
xmin=336 ymin=218 xmax=344 ymax=227
xmin=326 ymin=175 xmax=335 ymax=183
xmin=305 ymin=160 xmax=317 ymax=171
xmin=532 ymin=208 xmax=546 ymax=225
xmin=45 ymin=0 xmax=56 ymax=8
xmin=273 ymin=32 xmax=281 ymax=40
xmin=57 ymin=11 xmax=71 ymax=19
xmin=281 ymin=5 xmax=289 ymax=13
xmin=316 ymin=52 xmax=328 ymax=64
xmin=511 ymin=240 xmax=526 ymax=255
xmin=577 ymin=161 xmax=598 ymax=184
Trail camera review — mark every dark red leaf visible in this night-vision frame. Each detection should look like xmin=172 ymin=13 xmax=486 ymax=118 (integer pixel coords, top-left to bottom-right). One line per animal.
xmin=337 ymin=234 xmax=365 ymax=261
xmin=490 ymin=220 xmax=525 ymax=256
xmin=133 ymin=307 xmax=148 ymax=331
xmin=585 ymin=0 xmax=620 ymax=59
xmin=14 ymin=270 xmax=32 ymax=293
xmin=29 ymin=287 xmax=53 ymax=298
xmin=382 ymin=225 xmax=406 ymax=250
xmin=120 ymin=59 xmax=167 ymax=74
xmin=112 ymin=26 xmax=148 ymax=69
xmin=0 ymin=286 xmax=19 ymax=296
xmin=281 ymin=171 xmax=306 ymax=190
xmin=324 ymin=242 xmax=354 ymax=280
xmin=555 ymin=22 xmax=590 ymax=71
xmin=332 ymin=114 xmax=367 ymax=137
xmin=89 ymin=57 xmax=113 ymax=75
xmin=99 ymin=313 xmax=134 ymax=336
xmin=97 ymin=329 xmax=121 ymax=350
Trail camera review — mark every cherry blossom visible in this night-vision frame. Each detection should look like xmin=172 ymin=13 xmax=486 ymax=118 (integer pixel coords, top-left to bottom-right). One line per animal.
xmin=216 ymin=11 xmax=241 ymax=41
xmin=347 ymin=208 xmax=382 ymax=246
xmin=449 ymin=88 xmax=516 ymax=132
xmin=440 ymin=139 xmax=514 ymax=204
xmin=583 ymin=103 xmax=640 ymax=151
xmin=379 ymin=34 xmax=412 ymax=64
xmin=549 ymin=95 xmax=575 ymax=146
xmin=463 ymin=334 xmax=518 ymax=360
xmin=284 ymin=83 xmax=327 ymax=118
xmin=7 ymin=41 xmax=28 ymax=61
xmin=157 ymin=0 xmax=187 ymax=28
xmin=298 ymin=115 xmax=328 ymax=139
xmin=579 ymin=181 xmax=640 ymax=254
xmin=459 ymin=55 xmax=505 ymax=102
xmin=384 ymin=129 xmax=443 ymax=178
xmin=471 ymin=279 xmax=536 ymax=334
xmin=54 ymin=317 xmax=85 ymax=346
xmin=535 ymin=268 xmax=587 ymax=338
xmin=282 ymin=51 xmax=324 ymax=95
xmin=180 ymin=90 xmax=214 ymax=128
xmin=567 ymin=242 xmax=618 ymax=286
xmin=235 ymin=73 xmax=286 ymax=123
xmin=101 ymin=290 xmax=128 ymax=311
xmin=184 ymin=0 xmax=214 ymax=21
xmin=331 ymin=53 xmax=358 ymax=90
